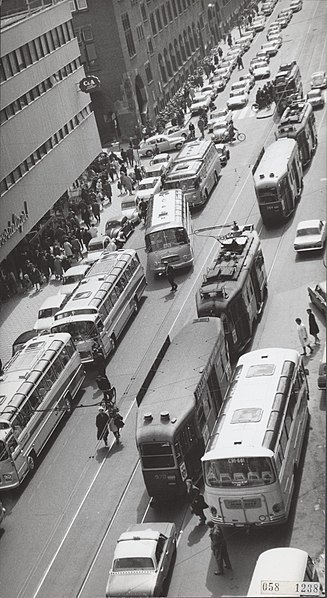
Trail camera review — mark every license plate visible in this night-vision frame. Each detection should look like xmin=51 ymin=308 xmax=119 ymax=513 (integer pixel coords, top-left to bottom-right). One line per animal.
xmin=243 ymin=498 xmax=261 ymax=509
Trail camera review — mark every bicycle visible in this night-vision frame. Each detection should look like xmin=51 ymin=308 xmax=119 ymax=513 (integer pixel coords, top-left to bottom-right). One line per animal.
xmin=224 ymin=130 xmax=246 ymax=143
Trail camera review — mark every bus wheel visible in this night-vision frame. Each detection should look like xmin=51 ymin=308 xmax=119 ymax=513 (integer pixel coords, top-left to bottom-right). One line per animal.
xmin=214 ymin=171 xmax=219 ymax=185
xmin=65 ymin=394 xmax=73 ymax=415
xmin=27 ymin=451 xmax=37 ymax=471
xmin=132 ymin=297 xmax=139 ymax=314
xmin=110 ymin=334 xmax=117 ymax=352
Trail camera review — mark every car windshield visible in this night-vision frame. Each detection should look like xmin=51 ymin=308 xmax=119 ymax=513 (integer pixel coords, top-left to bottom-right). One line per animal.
xmin=89 ymin=241 xmax=104 ymax=251
xmin=145 ymin=227 xmax=189 ymax=252
xmin=63 ymin=276 xmax=79 ymax=285
xmin=152 ymin=156 xmax=167 ymax=164
xmin=312 ymin=74 xmax=323 ymax=83
xmin=139 ymin=180 xmax=158 ymax=190
xmin=113 ymin=557 xmax=155 ymax=572
xmin=107 ymin=220 xmax=121 ymax=228
xmin=297 ymin=227 xmax=320 ymax=236
xmin=122 ymin=201 xmax=136 ymax=209
xmin=213 ymin=123 xmax=227 ymax=131
xmin=52 ymin=321 xmax=98 ymax=342
xmin=202 ymin=86 xmax=213 ymax=92
xmin=194 ymin=95 xmax=207 ymax=102
xmin=307 ymin=91 xmax=319 ymax=98
xmin=204 ymin=457 xmax=276 ymax=487
xmin=38 ymin=308 xmax=56 ymax=319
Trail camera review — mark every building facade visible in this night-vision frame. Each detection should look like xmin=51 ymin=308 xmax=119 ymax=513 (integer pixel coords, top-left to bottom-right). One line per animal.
xmin=72 ymin=0 xmax=248 ymax=143
xmin=0 ymin=0 xmax=102 ymax=266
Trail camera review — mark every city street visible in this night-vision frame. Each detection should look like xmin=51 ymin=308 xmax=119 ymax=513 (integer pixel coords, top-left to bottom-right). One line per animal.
xmin=0 ymin=1 xmax=326 ymax=597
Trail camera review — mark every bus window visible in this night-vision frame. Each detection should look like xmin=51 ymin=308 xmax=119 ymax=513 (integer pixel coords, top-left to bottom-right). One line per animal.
xmin=204 ymin=457 xmax=276 ymax=488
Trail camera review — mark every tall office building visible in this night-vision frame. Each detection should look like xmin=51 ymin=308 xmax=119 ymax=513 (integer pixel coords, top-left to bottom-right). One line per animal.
xmin=0 ymin=0 xmax=102 ymax=267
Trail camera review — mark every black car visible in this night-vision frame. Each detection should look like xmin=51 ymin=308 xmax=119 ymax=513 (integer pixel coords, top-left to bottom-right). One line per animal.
xmin=215 ymin=143 xmax=230 ymax=166
xmin=105 ymin=216 xmax=134 ymax=241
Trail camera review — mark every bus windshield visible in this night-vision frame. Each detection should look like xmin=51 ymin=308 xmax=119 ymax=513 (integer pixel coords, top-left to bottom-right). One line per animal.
xmin=146 ymin=227 xmax=189 ymax=252
xmin=164 ymin=178 xmax=198 ymax=191
xmin=53 ymin=321 xmax=98 ymax=342
xmin=204 ymin=456 xmax=275 ymax=487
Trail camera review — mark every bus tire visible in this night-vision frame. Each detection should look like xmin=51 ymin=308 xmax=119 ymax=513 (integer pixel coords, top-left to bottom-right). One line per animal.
xmin=27 ymin=450 xmax=37 ymax=471
xmin=146 ymin=150 xmax=153 ymax=158
xmin=110 ymin=334 xmax=117 ymax=352
xmin=132 ymin=296 xmax=139 ymax=314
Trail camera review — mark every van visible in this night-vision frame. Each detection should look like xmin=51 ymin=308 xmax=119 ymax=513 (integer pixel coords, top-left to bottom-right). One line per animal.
xmin=318 ymin=344 xmax=326 ymax=389
xmin=247 ymin=547 xmax=323 ymax=597
xmin=33 ymin=294 xmax=68 ymax=332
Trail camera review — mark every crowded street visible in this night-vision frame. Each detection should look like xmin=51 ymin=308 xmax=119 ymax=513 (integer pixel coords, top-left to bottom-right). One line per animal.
xmin=0 ymin=0 xmax=326 ymax=597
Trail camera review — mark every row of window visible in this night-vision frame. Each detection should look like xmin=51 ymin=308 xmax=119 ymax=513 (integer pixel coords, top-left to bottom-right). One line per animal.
xmin=157 ymin=26 xmax=200 ymax=84
xmin=0 ymin=104 xmax=92 ymax=197
xmin=0 ymin=58 xmax=81 ymax=126
xmin=141 ymin=0 xmax=199 ymax=29
xmin=97 ymin=257 xmax=140 ymax=320
xmin=0 ymin=20 xmax=74 ymax=83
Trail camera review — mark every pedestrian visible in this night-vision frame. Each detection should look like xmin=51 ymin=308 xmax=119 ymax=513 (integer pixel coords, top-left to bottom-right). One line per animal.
xmin=134 ymin=164 xmax=143 ymax=182
xmin=92 ymin=201 xmax=101 ymax=223
xmin=207 ymin=521 xmax=232 ymax=575
xmin=96 ymin=373 xmax=114 ymax=404
xmin=138 ymin=198 xmax=147 ymax=223
xmin=190 ymin=487 xmax=208 ymax=525
xmin=214 ymin=54 xmax=219 ymax=65
xmin=81 ymin=207 xmax=91 ymax=229
xmin=120 ymin=163 xmax=127 ymax=176
xmin=96 ymin=406 xmax=109 ymax=446
xmin=82 ymin=228 xmax=92 ymax=250
xmin=189 ymin=122 xmax=195 ymax=139
xmin=109 ymin=407 xmax=124 ymax=444
xmin=30 ymin=266 xmax=42 ymax=291
xmin=227 ymin=33 xmax=232 ymax=48
xmin=237 ymin=55 xmax=244 ymax=70
xmin=295 ymin=318 xmax=313 ymax=355
xmin=218 ymin=46 xmax=223 ymax=59
xmin=103 ymin=181 xmax=112 ymax=204
xmin=92 ymin=344 xmax=106 ymax=376
xmin=121 ymin=148 xmax=128 ymax=164
xmin=198 ymin=116 xmax=205 ymax=139
xmin=116 ymin=230 xmax=126 ymax=249
xmin=163 ymin=261 xmax=177 ymax=292
xmin=121 ymin=173 xmax=134 ymax=195
xmin=126 ymin=147 xmax=134 ymax=167
xmin=89 ymin=224 xmax=98 ymax=238
xmin=53 ymin=255 xmax=63 ymax=280
xmin=306 ymin=308 xmax=320 ymax=344
xmin=107 ymin=237 xmax=117 ymax=252
xmin=63 ymin=239 xmax=73 ymax=259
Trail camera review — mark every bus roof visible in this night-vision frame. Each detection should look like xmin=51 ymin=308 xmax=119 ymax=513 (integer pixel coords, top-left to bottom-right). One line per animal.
xmin=197 ymin=226 xmax=260 ymax=308
xmin=247 ymin=547 xmax=309 ymax=596
xmin=174 ymin=139 xmax=215 ymax=162
xmin=136 ymin=318 xmax=224 ymax=443
xmin=203 ymin=348 xmax=301 ymax=461
xmin=253 ymin=138 xmax=297 ymax=183
xmin=166 ymin=160 xmax=203 ymax=179
xmin=0 ymin=333 xmax=71 ymax=416
xmin=145 ymin=189 xmax=185 ymax=234
xmin=277 ymin=101 xmax=312 ymax=137
xmin=85 ymin=249 xmax=136 ymax=278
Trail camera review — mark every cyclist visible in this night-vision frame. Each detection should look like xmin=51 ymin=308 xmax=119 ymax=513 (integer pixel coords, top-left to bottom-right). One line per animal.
xmin=229 ymin=120 xmax=238 ymax=141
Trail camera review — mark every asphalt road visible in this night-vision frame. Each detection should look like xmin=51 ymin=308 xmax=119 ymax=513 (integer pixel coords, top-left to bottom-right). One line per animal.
xmin=0 ymin=1 xmax=326 ymax=597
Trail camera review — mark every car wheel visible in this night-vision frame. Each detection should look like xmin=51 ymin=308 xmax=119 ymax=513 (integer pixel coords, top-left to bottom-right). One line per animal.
xmin=132 ymin=296 xmax=139 ymax=314
xmin=110 ymin=334 xmax=117 ymax=352
xmin=175 ymin=142 xmax=183 ymax=150
xmin=27 ymin=450 xmax=37 ymax=471
xmin=146 ymin=150 xmax=153 ymax=157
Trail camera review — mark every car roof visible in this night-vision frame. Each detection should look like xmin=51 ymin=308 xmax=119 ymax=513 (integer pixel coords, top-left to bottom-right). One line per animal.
xmin=38 ymin=294 xmax=67 ymax=310
xmin=297 ymin=219 xmax=323 ymax=229
xmin=139 ymin=176 xmax=159 ymax=184
xmin=312 ymin=71 xmax=325 ymax=77
xmin=88 ymin=236 xmax=109 ymax=247
xmin=63 ymin=264 xmax=90 ymax=277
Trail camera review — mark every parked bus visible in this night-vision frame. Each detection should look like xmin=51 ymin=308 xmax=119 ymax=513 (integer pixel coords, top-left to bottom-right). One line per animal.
xmin=144 ymin=189 xmax=193 ymax=274
xmin=0 ymin=333 xmax=85 ymax=489
xmin=136 ymin=317 xmax=232 ymax=500
xmin=51 ymin=249 xmax=146 ymax=363
xmin=277 ymin=101 xmax=317 ymax=168
xmin=202 ymin=348 xmax=309 ymax=528
xmin=253 ymin=138 xmax=303 ymax=224
xmin=163 ymin=139 xmax=221 ymax=208
xmin=247 ymin=548 xmax=323 ymax=597
xmin=274 ymin=61 xmax=302 ymax=115
xmin=196 ymin=225 xmax=267 ymax=358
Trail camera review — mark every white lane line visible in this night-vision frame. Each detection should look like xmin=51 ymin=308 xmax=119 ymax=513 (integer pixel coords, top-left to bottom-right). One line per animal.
xmin=31 ymin=399 xmax=136 ymax=598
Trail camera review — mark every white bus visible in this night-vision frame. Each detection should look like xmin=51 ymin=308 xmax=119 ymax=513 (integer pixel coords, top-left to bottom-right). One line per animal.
xmin=0 ymin=333 xmax=85 ymax=489
xmin=144 ymin=189 xmax=194 ymax=274
xmin=202 ymin=348 xmax=309 ymax=527
xmin=51 ymin=249 xmax=146 ymax=362
xmin=164 ymin=139 xmax=221 ymax=208
xmin=247 ymin=548 xmax=323 ymax=597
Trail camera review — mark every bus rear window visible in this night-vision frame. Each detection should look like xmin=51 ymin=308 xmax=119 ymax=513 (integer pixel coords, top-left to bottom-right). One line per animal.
xmin=140 ymin=442 xmax=175 ymax=469
xmin=204 ymin=457 xmax=275 ymax=487
xmin=145 ymin=228 xmax=188 ymax=252
xmin=257 ymin=188 xmax=278 ymax=203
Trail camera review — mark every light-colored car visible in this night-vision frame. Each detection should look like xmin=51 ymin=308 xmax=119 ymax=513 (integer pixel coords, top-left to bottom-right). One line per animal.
xmin=190 ymin=94 xmax=211 ymax=115
xmin=145 ymin=163 xmax=167 ymax=179
xmin=234 ymin=38 xmax=251 ymax=53
xmin=267 ymin=22 xmax=281 ymax=34
xmin=278 ymin=9 xmax=292 ymax=22
xmin=252 ymin=17 xmax=266 ymax=32
xmin=276 ymin=15 xmax=289 ymax=28
xmin=305 ymin=89 xmax=325 ymax=109
xmin=207 ymin=108 xmax=233 ymax=132
xmin=267 ymin=33 xmax=282 ymax=46
xmin=121 ymin=196 xmax=140 ymax=225
xmin=164 ymin=124 xmax=189 ymax=138
xmin=214 ymin=66 xmax=231 ymax=81
xmin=213 ymin=75 xmax=227 ymax=91
xmin=227 ymin=89 xmax=249 ymax=109
xmin=227 ymin=47 xmax=243 ymax=60
xmin=239 ymin=73 xmax=255 ymax=89
xmin=262 ymin=1 xmax=274 ymax=15
xmin=252 ymin=62 xmax=271 ymax=79
xmin=84 ymin=235 xmax=111 ymax=265
xmin=211 ymin=121 xmax=233 ymax=143
xmin=290 ymin=0 xmax=303 ymax=11
xmin=308 ymin=281 xmax=326 ymax=315
xmin=150 ymin=152 xmax=173 ymax=170
xmin=310 ymin=71 xmax=327 ymax=89
xmin=139 ymin=134 xmax=185 ymax=157
xmin=58 ymin=264 xmax=90 ymax=299
xmin=135 ymin=176 xmax=162 ymax=203
xmin=200 ymin=84 xmax=219 ymax=100
xmin=105 ymin=523 xmax=177 ymax=598
xmin=261 ymin=41 xmax=279 ymax=56
xmin=250 ymin=57 xmax=269 ymax=72
xmin=256 ymin=50 xmax=271 ymax=64
xmin=294 ymin=220 xmax=327 ymax=252
xmin=33 ymin=294 xmax=68 ymax=332
xmin=221 ymin=57 xmax=237 ymax=71
xmin=231 ymin=80 xmax=251 ymax=94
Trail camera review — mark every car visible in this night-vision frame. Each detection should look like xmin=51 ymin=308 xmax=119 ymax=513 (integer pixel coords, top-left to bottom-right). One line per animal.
xmin=33 ymin=294 xmax=68 ymax=332
xmin=261 ymin=42 xmax=279 ymax=56
xmin=84 ymin=235 xmax=111 ymax=265
xmin=213 ymin=66 xmax=231 ymax=81
xmin=252 ymin=17 xmax=266 ymax=32
xmin=267 ymin=33 xmax=282 ymax=46
xmin=213 ymin=75 xmax=227 ymax=91
xmin=308 ymin=281 xmax=326 ymax=315
xmin=145 ymin=162 xmax=167 ymax=179
xmin=207 ymin=108 xmax=233 ymax=132
xmin=267 ymin=22 xmax=281 ymax=34
xmin=239 ymin=73 xmax=255 ymax=89
xmin=227 ymin=47 xmax=243 ymax=60
xmin=241 ymin=29 xmax=255 ymax=42
xmin=221 ymin=57 xmax=237 ymax=71
xmin=317 ymin=344 xmax=326 ymax=390
xmin=278 ymin=9 xmax=292 ymax=20
xmin=58 ymin=264 xmax=90 ymax=299
xmin=135 ymin=176 xmax=162 ymax=203
xmin=150 ymin=152 xmax=173 ymax=170
xmin=200 ymin=83 xmax=219 ymax=100
xmin=190 ymin=94 xmax=211 ymax=115
xmin=305 ymin=89 xmax=325 ymax=109
xmin=252 ymin=63 xmax=271 ymax=79
xmin=164 ymin=124 xmax=189 ymax=139
xmin=250 ymin=56 xmax=269 ymax=71
xmin=256 ymin=50 xmax=271 ymax=64
xmin=211 ymin=120 xmax=233 ymax=143
xmin=276 ymin=16 xmax=289 ymax=28
xmin=294 ymin=219 xmax=327 ymax=252
xmin=262 ymin=1 xmax=274 ymax=15
xmin=12 ymin=329 xmax=38 ymax=355
xmin=310 ymin=71 xmax=327 ymax=89
xmin=121 ymin=196 xmax=140 ymax=225
xmin=231 ymin=80 xmax=251 ymax=94
xmin=290 ymin=0 xmax=303 ymax=11
xmin=139 ymin=134 xmax=185 ymax=157
xmin=105 ymin=216 xmax=134 ymax=240
xmin=0 ymin=501 xmax=6 ymax=526
xmin=215 ymin=143 xmax=230 ymax=166
xmin=233 ymin=38 xmax=251 ymax=53
xmin=105 ymin=522 xmax=177 ymax=597
xmin=227 ymin=89 xmax=249 ymax=109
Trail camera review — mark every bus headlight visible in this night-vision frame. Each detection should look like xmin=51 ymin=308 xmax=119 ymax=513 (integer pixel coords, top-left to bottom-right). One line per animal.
xmin=272 ymin=502 xmax=283 ymax=513
xmin=3 ymin=473 xmax=14 ymax=482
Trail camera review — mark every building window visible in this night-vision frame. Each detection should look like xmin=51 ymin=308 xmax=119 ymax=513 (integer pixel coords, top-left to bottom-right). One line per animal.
xmin=46 ymin=31 xmax=55 ymax=52
xmin=40 ymin=34 xmax=50 ymax=55
xmin=145 ymin=61 xmax=153 ymax=83
xmin=171 ymin=0 xmax=178 ymax=18
xmin=182 ymin=0 xmax=187 ymax=9
xmin=167 ymin=1 xmax=173 ymax=21
xmin=52 ymin=28 xmax=60 ymax=49
xmin=161 ymin=4 xmax=168 ymax=26
xmin=9 ymin=52 xmax=20 ymax=76
xmin=158 ymin=53 xmax=167 ymax=83
xmin=156 ymin=8 xmax=163 ymax=30
xmin=140 ymin=3 xmax=148 ymax=22
xmin=82 ymin=25 xmax=94 ymax=41
xmin=70 ymin=0 xmax=88 ymax=11
xmin=57 ymin=24 xmax=66 ymax=45
xmin=136 ymin=24 xmax=145 ymax=41
xmin=122 ymin=13 xmax=136 ymax=57
xmin=164 ymin=48 xmax=172 ymax=77
xmin=169 ymin=43 xmax=177 ymax=71
xmin=147 ymin=37 xmax=154 ymax=55
xmin=150 ymin=12 xmax=157 ymax=35
xmin=177 ymin=0 xmax=182 ymax=14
